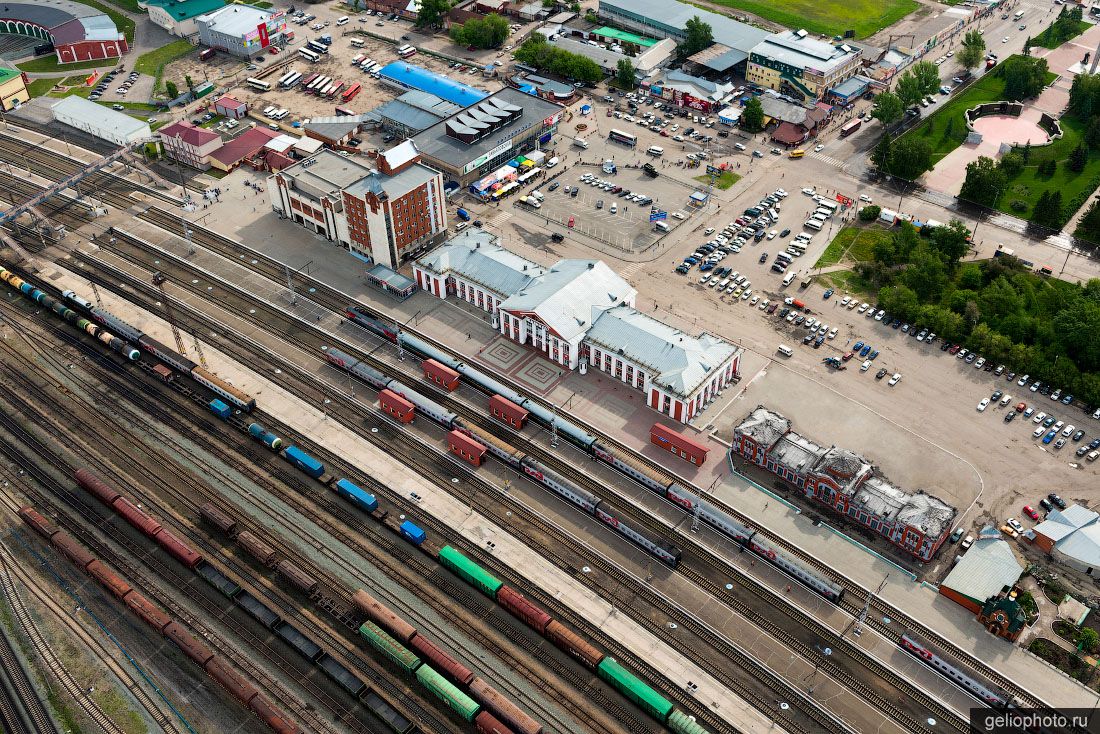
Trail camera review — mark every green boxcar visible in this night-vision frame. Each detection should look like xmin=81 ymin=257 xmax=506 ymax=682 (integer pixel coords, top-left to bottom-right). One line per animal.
xmin=415 ymin=664 xmax=480 ymax=722
xmin=597 ymin=657 xmax=673 ymax=722
xmin=668 ymin=709 xmax=709 ymax=734
xmin=438 ymin=545 xmax=503 ymax=598
xmin=359 ymin=622 xmax=421 ymax=673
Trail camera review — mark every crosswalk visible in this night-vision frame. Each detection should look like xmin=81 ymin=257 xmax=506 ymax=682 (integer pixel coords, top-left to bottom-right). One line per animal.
xmin=807 ymin=151 xmax=845 ymax=168
xmin=485 ymin=210 xmax=512 ymax=228
xmin=618 ymin=261 xmax=649 ymax=280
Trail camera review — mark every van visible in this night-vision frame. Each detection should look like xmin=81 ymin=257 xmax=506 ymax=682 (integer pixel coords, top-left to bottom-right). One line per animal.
xmin=574 ymin=138 xmax=589 ymax=149
xmin=350 ymin=38 xmax=364 ymax=47
xmin=804 ymin=219 xmax=823 ymax=231
xmin=818 ymin=200 xmax=839 ymax=213
xmin=545 ymin=156 xmax=560 ymax=168
xmin=646 ymin=145 xmax=664 ymax=157
xmin=782 ymin=272 xmax=797 ymax=286
xmin=336 ymin=15 xmax=349 ymax=24
xmin=454 ymin=222 xmax=468 ymax=232
xmin=777 ymin=345 xmax=793 ymax=357
xmin=788 ymin=149 xmax=805 ymax=158
xmin=654 ymin=221 xmax=670 ymax=232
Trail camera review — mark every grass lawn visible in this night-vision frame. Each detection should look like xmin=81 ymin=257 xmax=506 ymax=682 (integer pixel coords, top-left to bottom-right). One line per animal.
xmin=905 ymin=58 xmax=1057 ymax=165
xmin=823 ymin=269 xmax=873 ymax=295
xmin=101 ymin=0 xmax=142 ymax=10
xmin=1032 ymin=19 xmax=1090 ymax=49
xmin=694 ymin=170 xmax=741 ymax=190
xmin=813 ymin=226 xmax=891 ymax=267
xmin=25 ymin=78 xmax=57 ymax=97
xmin=134 ymin=39 xmax=194 ymax=92
xmin=60 ymin=75 xmax=89 ymax=86
xmin=49 ymin=86 xmax=93 ymax=98
xmin=705 ymin=0 xmax=917 ymax=38
xmin=18 ymin=57 xmax=117 ymax=73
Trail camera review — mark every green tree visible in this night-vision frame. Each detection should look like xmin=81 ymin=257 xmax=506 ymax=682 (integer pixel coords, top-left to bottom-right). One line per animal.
xmin=1021 ymin=141 xmax=1032 ymax=162
xmin=184 ymin=74 xmax=194 ymax=93
xmin=959 ymin=156 xmax=1006 ymax=207
xmin=859 ymin=205 xmax=881 ymax=221
xmin=681 ymin=16 xmax=713 ymax=57
xmin=895 ymin=70 xmax=925 ymax=108
xmin=615 ymin=58 xmax=636 ymax=90
xmin=999 ymin=151 xmax=1024 ymax=176
xmin=871 ymin=90 xmax=903 ymax=126
xmin=1070 ymin=142 xmax=1088 ymax=173
xmin=569 ymin=1 xmax=580 ymax=11
xmin=910 ymin=60 xmax=940 ymax=95
xmin=870 ymin=131 xmax=892 ymax=171
xmin=1002 ymin=56 xmax=1049 ymax=101
xmin=958 ymin=30 xmax=986 ymax=72
xmin=1079 ymin=627 xmax=1099 ymax=654
xmin=741 ymin=97 xmax=765 ymax=132
xmin=450 ymin=13 xmax=509 ymax=48
xmin=878 ymin=283 xmax=920 ymax=319
xmin=902 ymin=244 xmax=949 ymax=301
xmin=165 ymin=80 xmax=178 ymax=98
xmin=1023 ymin=36 xmax=1032 ymax=57
xmin=928 ymin=219 xmax=972 ymax=264
xmin=416 ymin=0 xmax=451 ymax=28
xmin=888 ymin=135 xmax=933 ymax=180
xmin=1074 ymin=199 xmax=1100 ymax=241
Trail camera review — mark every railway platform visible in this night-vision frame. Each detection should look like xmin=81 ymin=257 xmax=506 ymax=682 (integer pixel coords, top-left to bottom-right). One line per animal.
xmin=42 ymin=261 xmax=785 ymax=734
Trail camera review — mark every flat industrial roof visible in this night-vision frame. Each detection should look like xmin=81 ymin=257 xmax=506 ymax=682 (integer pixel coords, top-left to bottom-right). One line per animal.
xmin=599 ymin=0 xmax=771 ymax=54
xmin=196 ymin=4 xmax=275 ymax=36
xmin=750 ymin=31 xmax=860 ymax=75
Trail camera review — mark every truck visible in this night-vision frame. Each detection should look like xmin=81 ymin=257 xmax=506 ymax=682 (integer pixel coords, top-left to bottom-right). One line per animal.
xmin=784 ymin=297 xmax=807 ymax=310
xmin=822 ymin=357 xmax=846 ymax=370
xmin=800 ymin=276 xmax=812 ymax=288
xmin=573 ymin=137 xmax=589 ymax=149
xmin=642 ymin=162 xmax=659 ymax=178
xmin=456 ymin=208 xmax=471 ymax=221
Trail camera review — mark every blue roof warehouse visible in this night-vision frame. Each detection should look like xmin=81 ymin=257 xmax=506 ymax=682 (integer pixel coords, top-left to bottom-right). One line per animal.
xmin=376 ymin=63 xmax=490 ymax=107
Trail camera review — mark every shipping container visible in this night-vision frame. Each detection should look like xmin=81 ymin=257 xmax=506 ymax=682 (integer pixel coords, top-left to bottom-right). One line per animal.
xmin=415 ymin=664 xmax=480 ymax=721
xmin=164 ymin=621 xmax=215 ymax=666
xmin=353 ymin=588 xmax=416 ymax=643
xmin=335 ymin=478 xmax=378 ymax=513
xmin=409 ymin=634 xmax=473 ymax=685
xmin=489 ymin=395 xmax=528 ymax=429
xmin=275 ymin=560 xmax=318 ymax=595
xmin=423 ymin=358 xmax=459 ymax=390
xmin=209 ymin=399 xmax=231 ymax=419
xmin=153 ymin=364 xmax=174 ymax=383
xmin=449 ymin=430 xmax=487 ymax=467
xmin=86 ymin=559 xmax=132 ymax=599
xmin=199 ymin=502 xmax=237 ymax=534
xmin=153 ymin=527 xmax=203 ymax=568
xmin=544 ymin=620 xmax=603 ymax=669
xmin=400 ymin=521 xmax=425 ymax=545
xmin=124 ymin=590 xmax=173 ymax=632
xmin=597 ymin=658 xmax=673 ymax=722
xmin=284 ymin=446 xmax=324 ymax=478
xmin=439 ymin=546 xmax=502 ymax=598
xmin=275 ymin=621 xmax=324 ymax=661
xmin=205 ymin=658 xmax=260 ymax=705
xmin=496 ymin=586 xmax=551 ymax=635
xmin=248 ymin=422 xmax=283 ymax=450
xmin=237 ymin=530 xmax=277 ymax=566
xmin=51 ymin=532 xmax=97 ymax=569
xmin=474 ymin=710 xmax=515 ymax=734
xmin=74 ymin=468 xmax=121 ymax=505
xmin=112 ymin=497 xmax=163 ymax=537
xmin=379 ymin=388 xmax=415 ymax=423
xmin=470 ymin=677 xmax=542 ymax=734
xmin=359 ymin=622 xmax=421 ymax=673
xmin=668 ymin=709 xmax=708 ymax=734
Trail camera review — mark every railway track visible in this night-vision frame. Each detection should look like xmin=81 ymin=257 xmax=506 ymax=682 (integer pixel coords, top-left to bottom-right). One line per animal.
xmin=66 ymin=239 xmax=847 ymax=734
xmin=89 ymin=223 xmax=967 ymax=732
xmin=128 ymin=202 xmax=1047 ymax=711
xmin=0 ymin=570 xmax=58 ymax=734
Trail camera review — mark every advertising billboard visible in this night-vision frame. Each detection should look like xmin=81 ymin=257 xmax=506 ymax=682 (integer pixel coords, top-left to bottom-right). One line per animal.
xmin=243 ymin=10 xmax=286 ymax=50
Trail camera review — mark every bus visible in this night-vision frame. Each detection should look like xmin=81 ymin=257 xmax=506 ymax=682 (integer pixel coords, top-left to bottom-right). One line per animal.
xmin=307 ymin=41 xmax=328 ymax=55
xmin=1014 ymin=10 xmax=1024 ymax=20
xmin=352 ymin=54 xmax=365 ymax=66
xmin=278 ymin=69 xmax=296 ymax=85
xmin=397 ymin=45 xmax=417 ymax=59
xmin=299 ymin=48 xmax=320 ymax=63
xmin=327 ymin=82 xmax=344 ymax=99
xmin=608 ymin=128 xmax=637 ymax=148
xmin=491 ymin=182 xmax=519 ymax=201
xmin=335 ymin=106 xmax=356 ymax=117
xmin=200 ymin=48 xmax=216 ymax=61
xmin=839 ymin=118 xmax=862 ymax=137
xmin=309 ymin=76 xmax=330 ymax=94
xmin=350 ymin=38 xmax=365 ymax=48
xmin=283 ymin=71 xmax=303 ymax=88
xmin=359 ymin=57 xmax=373 ymax=70
xmin=300 ymin=73 xmax=318 ymax=90
xmin=246 ymin=77 xmax=271 ymax=91
xmin=319 ymin=82 xmax=335 ymax=97
xmin=341 ymin=82 xmax=362 ymax=102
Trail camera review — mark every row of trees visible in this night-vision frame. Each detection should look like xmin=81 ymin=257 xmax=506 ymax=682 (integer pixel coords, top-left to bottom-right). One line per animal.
xmin=854 ymin=220 xmax=1100 ymax=408
xmin=449 ymin=13 xmax=509 ymax=48
xmin=513 ymin=33 xmax=602 ymax=83
xmin=1032 ymin=5 xmax=1086 ymax=48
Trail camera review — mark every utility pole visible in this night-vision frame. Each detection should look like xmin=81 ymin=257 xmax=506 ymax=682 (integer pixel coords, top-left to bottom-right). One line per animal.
xmin=90 ymin=282 xmax=103 ymax=307
xmin=550 ymin=403 xmax=559 ymax=447
xmin=192 ymin=334 xmax=208 ymax=368
xmin=843 ymin=575 xmax=889 ymax=638
xmin=151 ymin=271 xmax=188 ymax=356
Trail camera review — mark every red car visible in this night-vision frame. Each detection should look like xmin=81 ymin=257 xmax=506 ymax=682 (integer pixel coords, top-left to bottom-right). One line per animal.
xmin=1023 ymin=505 xmax=1039 ymax=521
xmin=948 ymin=344 xmax=962 ymax=354
xmin=841 ymin=351 xmax=854 ymax=362
xmin=1016 ymin=402 xmax=1027 ymax=412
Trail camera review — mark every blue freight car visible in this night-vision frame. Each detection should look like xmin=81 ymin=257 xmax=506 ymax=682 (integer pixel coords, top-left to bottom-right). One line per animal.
xmin=285 ymin=446 xmax=324 ymax=479
xmin=335 ymin=479 xmax=378 ymax=513
xmin=400 ymin=521 xmax=425 ymax=545
xmin=209 ymin=399 xmax=232 ymax=419
xmin=248 ymin=423 xmax=283 ymax=450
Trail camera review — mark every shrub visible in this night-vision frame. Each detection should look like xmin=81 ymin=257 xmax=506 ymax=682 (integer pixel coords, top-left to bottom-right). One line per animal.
xmin=1010 ymin=199 xmax=1029 ymax=212
xmin=859 ymin=205 xmax=881 ymax=221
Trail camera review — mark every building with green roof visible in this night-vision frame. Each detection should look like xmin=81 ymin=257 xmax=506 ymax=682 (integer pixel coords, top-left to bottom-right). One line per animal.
xmin=0 ymin=68 xmax=29 ymax=111
xmin=592 ymin=26 xmax=658 ymax=47
xmin=144 ymin=0 xmax=225 ymax=37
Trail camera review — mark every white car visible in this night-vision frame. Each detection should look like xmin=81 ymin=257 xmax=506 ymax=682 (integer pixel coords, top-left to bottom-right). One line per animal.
xmin=859 ymin=194 xmax=872 ymax=203
xmin=840 ymin=296 xmax=851 ymax=307
xmin=828 ymin=328 xmax=838 ymax=339
xmin=847 ymin=299 xmax=858 ymax=310
xmin=1033 ymin=426 xmax=1047 ymax=438
xmin=888 ymin=373 xmax=902 ymax=386
xmin=814 ymin=144 xmax=824 ymax=152
xmin=704 ymin=227 xmax=715 ymax=235
xmin=1007 ymin=518 xmax=1024 ymax=534
xmin=977 ymin=398 xmax=990 ymax=412
xmin=874 ymin=310 xmax=885 ymax=321
xmin=767 ymin=230 xmax=777 ymax=239
xmin=860 ymin=360 xmax=872 ymax=371
xmin=801 ymin=187 xmax=815 ymax=196
xmin=857 ymin=303 xmax=869 ymax=314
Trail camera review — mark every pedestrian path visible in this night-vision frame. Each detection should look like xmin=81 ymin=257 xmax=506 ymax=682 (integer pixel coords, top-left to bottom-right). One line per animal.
xmin=485 ymin=210 xmax=512 ymax=228
xmin=807 ymin=151 xmax=844 ymax=168
xmin=618 ymin=260 xmax=649 ymax=280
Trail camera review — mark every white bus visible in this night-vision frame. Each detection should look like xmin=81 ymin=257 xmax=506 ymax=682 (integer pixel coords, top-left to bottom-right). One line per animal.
xmin=246 ymin=77 xmax=270 ymax=91
xmin=364 ymin=62 xmax=381 ymax=74
xmin=278 ymin=69 xmax=296 ymax=86
xmin=818 ymin=199 xmax=839 ymax=213
xmin=1014 ymin=10 xmax=1024 ymax=20
xmin=299 ymin=48 xmax=320 ymax=62
xmin=352 ymin=53 xmax=365 ymax=66
xmin=803 ymin=219 xmax=823 ymax=231
xmin=350 ymin=38 xmax=365 ymax=48
xmin=283 ymin=71 xmax=302 ymax=88
xmin=397 ymin=45 xmax=416 ymax=59
xmin=608 ymin=128 xmax=637 ymax=147
xmin=310 ymin=76 xmax=330 ymax=94
xmin=646 ymin=145 xmax=664 ymax=157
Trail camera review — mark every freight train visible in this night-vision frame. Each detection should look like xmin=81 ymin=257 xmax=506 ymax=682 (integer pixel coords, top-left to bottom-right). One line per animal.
xmin=17 ymin=505 xmax=303 ymax=734
xmin=342 ymin=308 xmax=843 ymax=599
xmin=59 ymin=289 xmax=256 ymax=412
xmin=323 ymin=346 xmax=682 ymax=567
xmin=0 ymin=265 xmax=139 ymax=361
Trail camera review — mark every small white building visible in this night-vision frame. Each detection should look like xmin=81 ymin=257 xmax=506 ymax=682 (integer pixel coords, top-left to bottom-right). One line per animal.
xmin=51 ymin=96 xmax=150 ymax=146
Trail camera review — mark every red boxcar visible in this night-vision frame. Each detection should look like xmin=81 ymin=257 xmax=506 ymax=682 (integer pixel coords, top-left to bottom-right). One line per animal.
xmin=649 ymin=423 xmax=710 ymax=466
xmin=18 ymin=506 xmax=57 ymax=539
xmin=475 ymin=710 xmax=516 ymax=734
xmin=199 ymin=503 xmax=237 ymax=534
xmin=448 ymin=430 xmax=487 ymax=467
xmin=153 ymin=527 xmax=203 ymax=568
xmin=379 ymin=388 xmax=415 ymax=423
xmin=496 ymin=586 xmax=550 ymax=635
xmin=124 ymin=591 xmax=173 ymax=633
xmin=249 ymin=695 xmax=302 ymax=734
xmin=545 ymin=620 xmax=603 ymax=669
xmin=205 ymin=658 xmax=260 ymax=706
xmin=86 ymin=560 xmax=133 ymax=599
xmin=489 ymin=395 xmax=528 ymax=429
xmin=74 ymin=468 xmax=121 ymax=505
xmin=164 ymin=621 xmax=215 ymax=666
xmin=275 ymin=560 xmax=318 ymax=595
xmin=353 ymin=588 xmax=416 ymax=643
xmin=237 ymin=530 xmax=277 ymax=566
xmin=51 ymin=532 xmax=97 ymax=570
xmin=111 ymin=497 xmax=163 ymax=537
xmin=470 ymin=677 xmax=542 ymax=734
xmin=409 ymin=634 xmax=474 ymax=685
xmin=423 ymin=359 xmax=459 ymax=391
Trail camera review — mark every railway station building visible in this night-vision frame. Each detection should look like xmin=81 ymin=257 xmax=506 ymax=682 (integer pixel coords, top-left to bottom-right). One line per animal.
xmin=733 ymin=406 xmax=956 ymax=561
xmin=269 ymin=143 xmax=447 ymax=268
xmin=414 ymin=235 xmax=741 ymax=423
